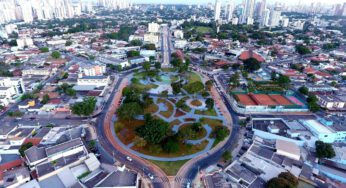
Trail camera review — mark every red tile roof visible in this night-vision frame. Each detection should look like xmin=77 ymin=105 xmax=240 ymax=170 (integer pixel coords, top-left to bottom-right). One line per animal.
xmin=239 ymin=51 xmax=265 ymax=62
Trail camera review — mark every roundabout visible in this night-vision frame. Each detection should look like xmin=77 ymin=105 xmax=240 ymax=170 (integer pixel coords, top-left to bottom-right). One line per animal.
xmin=113 ymin=69 xmax=230 ymax=162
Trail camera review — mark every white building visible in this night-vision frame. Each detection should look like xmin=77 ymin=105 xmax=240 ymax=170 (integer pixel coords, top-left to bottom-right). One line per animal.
xmin=0 ymin=77 xmax=25 ymax=106
xmin=300 ymin=119 xmax=346 ymax=143
xmin=268 ymin=6 xmax=282 ymax=27
xmin=77 ymin=76 xmax=110 ymax=87
xmin=148 ymin=22 xmax=160 ymax=33
xmin=173 ymin=30 xmax=184 ymax=39
xmin=226 ymin=0 xmax=235 ymax=22
xmin=276 ymin=139 xmax=300 ymax=161
xmin=144 ymin=33 xmax=159 ymax=47
xmin=214 ymin=0 xmax=221 ymax=22
xmin=16 ymin=38 xmax=34 ymax=49
xmin=242 ymin=0 xmax=255 ymax=24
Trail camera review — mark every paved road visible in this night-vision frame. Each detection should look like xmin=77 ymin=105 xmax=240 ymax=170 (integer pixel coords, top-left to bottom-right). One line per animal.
xmin=161 ymin=26 xmax=172 ymax=67
xmin=95 ymin=73 xmax=169 ymax=188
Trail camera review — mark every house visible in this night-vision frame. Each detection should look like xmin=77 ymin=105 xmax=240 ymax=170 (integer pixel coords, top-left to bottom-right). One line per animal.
xmin=2 ymin=167 xmax=30 ymax=188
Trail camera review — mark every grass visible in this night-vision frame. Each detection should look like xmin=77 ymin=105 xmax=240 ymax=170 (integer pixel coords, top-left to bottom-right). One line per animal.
xmin=179 ymin=123 xmax=207 ymax=140
xmin=149 ymin=160 xmax=189 ymax=176
xmin=170 ymin=75 xmax=180 ymax=83
xmin=195 ymin=26 xmax=213 ymax=34
xmin=157 ymin=98 xmax=174 ymax=118
xmin=162 ymin=67 xmax=177 ymax=72
xmin=169 ymin=119 xmax=182 ymax=127
xmin=186 ymin=71 xmax=202 ymax=84
xmin=114 ymin=120 xmax=145 ymax=145
xmin=195 ymin=108 xmax=218 ymax=116
xmin=144 ymin=103 xmax=159 ymax=114
xmin=177 ymin=96 xmax=191 ymax=113
xmin=190 ymin=99 xmax=202 ymax=107
xmin=200 ymin=118 xmax=223 ymax=128
xmin=132 ymin=140 xmax=209 ymax=158
xmin=131 ymin=83 xmax=158 ymax=91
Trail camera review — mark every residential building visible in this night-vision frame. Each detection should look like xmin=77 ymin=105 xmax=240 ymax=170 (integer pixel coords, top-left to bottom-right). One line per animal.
xmin=0 ymin=77 xmax=26 ymax=106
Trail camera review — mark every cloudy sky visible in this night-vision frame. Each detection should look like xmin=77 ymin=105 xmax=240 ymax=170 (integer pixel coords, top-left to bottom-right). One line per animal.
xmin=130 ymin=0 xmax=346 ymax=5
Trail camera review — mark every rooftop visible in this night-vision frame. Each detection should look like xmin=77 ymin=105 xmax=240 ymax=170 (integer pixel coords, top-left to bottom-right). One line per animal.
xmin=45 ymin=138 xmax=84 ymax=157
xmin=95 ymin=170 xmax=138 ymax=187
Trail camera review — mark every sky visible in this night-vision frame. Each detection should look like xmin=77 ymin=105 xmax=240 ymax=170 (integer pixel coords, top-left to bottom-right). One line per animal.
xmin=130 ymin=0 xmax=346 ymax=5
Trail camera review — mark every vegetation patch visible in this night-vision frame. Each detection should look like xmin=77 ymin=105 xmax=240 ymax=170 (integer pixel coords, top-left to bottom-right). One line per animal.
xmin=149 ymin=160 xmax=189 ymax=176
xmin=158 ymin=98 xmax=174 ymax=118
xmin=190 ymin=99 xmax=203 ymax=107
xmin=195 ymin=109 xmax=218 ymax=116
xmin=114 ymin=120 xmax=145 ymax=145
xmin=178 ymin=123 xmax=207 ymax=140
xmin=144 ymin=103 xmax=159 ymax=114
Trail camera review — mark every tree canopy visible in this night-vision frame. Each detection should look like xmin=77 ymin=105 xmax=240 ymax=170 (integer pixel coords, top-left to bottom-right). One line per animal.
xmin=136 ymin=114 xmax=169 ymax=144
xmin=315 ymin=141 xmax=335 ymax=159
xmin=71 ymin=97 xmax=97 ymax=116
xmin=243 ymin=58 xmax=261 ymax=72
xmin=266 ymin=172 xmax=298 ymax=188
xmin=117 ymin=102 xmax=143 ymax=121
xmin=295 ymin=44 xmax=311 ymax=55
xmin=51 ymin=51 xmax=61 ymax=59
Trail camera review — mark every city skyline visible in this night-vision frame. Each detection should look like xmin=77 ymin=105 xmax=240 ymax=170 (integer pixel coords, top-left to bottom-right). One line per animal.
xmin=129 ymin=0 xmax=346 ymax=5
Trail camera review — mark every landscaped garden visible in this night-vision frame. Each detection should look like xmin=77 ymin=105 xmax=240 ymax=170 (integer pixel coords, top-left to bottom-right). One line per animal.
xmin=113 ymin=53 xmax=230 ymax=174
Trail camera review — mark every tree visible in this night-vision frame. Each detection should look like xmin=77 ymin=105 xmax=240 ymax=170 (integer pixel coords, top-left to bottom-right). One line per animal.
xmin=171 ymin=81 xmax=183 ymax=95
xmin=127 ymin=50 xmax=140 ymax=58
xmin=65 ymin=40 xmax=73 ymax=46
xmin=266 ymin=172 xmax=298 ymax=188
xmin=205 ymin=98 xmax=214 ymax=110
xmin=222 ymin=151 xmax=232 ymax=162
xmin=191 ymin=122 xmax=202 ymax=132
xmin=278 ymin=172 xmax=298 ymax=187
xmin=71 ymin=97 xmax=97 ymax=116
xmin=266 ymin=177 xmax=291 ymax=188
xmin=19 ymin=142 xmax=33 ymax=157
xmin=66 ymin=88 xmax=76 ymax=96
xmin=205 ymin=80 xmax=213 ymax=90
xmin=277 ymin=74 xmax=291 ymax=87
xmin=184 ymin=81 xmax=204 ymax=94
xmin=315 ymin=141 xmax=336 ymax=159
xmin=163 ymin=137 xmax=179 ymax=153
xmin=41 ymin=94 xmax=50 ymax=104
xmin=155 ymin=62 xmax=161 ymax=69
xmin=142 ymin=61 xmax=151 ymax=72
xmin=129 ymin=39 xmax=143 ymax=46
xmin=298 ymin=86 xmax=309 ymax=95
xmin=117 ymin=102 xmax=143 ymax=121
xmin=229 ymin=73 xmax=240 ymax=87
xmin=136 ymin=114 xmax=169 ymax=144
xmin=51 ymin=51 xmax=61 ymax=59
xmin=243 ymin=58 xmax=261 ymax=72
xmin=295 ymin=44 xmax=311 ymax=55
xmin=142 ymin=43 xmax=156 ymax=50
xmin=40 ymin=47 xmax=49 ymax=53
xmin=212 ymin=126 xmax=229 ymax=143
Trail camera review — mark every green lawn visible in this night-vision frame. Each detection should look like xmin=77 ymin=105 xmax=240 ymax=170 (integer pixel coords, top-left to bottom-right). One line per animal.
xmin=157 ymin=98 xmax=174 ymax=118
xmin=149 ymin=160 xmax=189 ymax=176
xmin=196 ymin=26 xmax=213 ymax=34
xmin=186 ymin=72 xmax=202 ymax=84
xmin=195 ymin=109 xmax=218 ymax=116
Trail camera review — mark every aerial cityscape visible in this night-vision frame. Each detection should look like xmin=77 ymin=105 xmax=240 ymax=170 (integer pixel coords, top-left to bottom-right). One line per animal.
xmin=0 ymin=0 xmax=345 ymax=188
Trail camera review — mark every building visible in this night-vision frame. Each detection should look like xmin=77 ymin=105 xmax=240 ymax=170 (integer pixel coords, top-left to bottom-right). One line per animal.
xmin=22 ymin=68 xmax=52 ymax=76
xmin=148 ymin=22 xmax=160 ymax=33
xmin=173 ymin=30 xmax=184 ymax=39
xmin=242 ymin=0 xmax=255 ymax=24
xmin=276 ymin=139 xmax=300 ymax=161
xmin=77 ymin=76 xmax=110 ymax=87
xmin=16 ymin=38 xmax=34 ymax=49
xmin=300 ymin=119 xmax=346 ymax=143
xmin=0 ymin=77 xmax=25 ymax=106
xmin=3 ymin=166 xmax=30 ymax=188
xmin=226 ymin=0 xmax=235 ymax=22
xmin=144 ymin=33 xmax=159 ymax=47
xmin=79 ymin=64 xmax=106 ymax=77
xmin=214 ymin=0 xmax=221 ymax=22
xmin=268 ymin=5 xmax=281 ymax=27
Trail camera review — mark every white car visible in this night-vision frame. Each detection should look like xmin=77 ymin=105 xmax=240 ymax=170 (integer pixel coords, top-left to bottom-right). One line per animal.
xmin=148 ymin=173 xmax=154 ymax=180
xmin=126 ymin=156 xmax=132 ymax=161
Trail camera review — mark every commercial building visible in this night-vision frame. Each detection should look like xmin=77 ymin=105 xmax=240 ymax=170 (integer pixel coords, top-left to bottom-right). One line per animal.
xmin=148 ymin=22 xmax=160 ymax=33
xmin=0 ymin=77 xmax=26 ymax=106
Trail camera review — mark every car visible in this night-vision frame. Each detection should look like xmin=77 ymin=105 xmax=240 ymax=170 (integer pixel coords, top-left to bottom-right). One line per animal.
xmin=148 ymin=173 xmax=154 ymax=180
xmin=126 ymin=156 xmax=132 ymax=161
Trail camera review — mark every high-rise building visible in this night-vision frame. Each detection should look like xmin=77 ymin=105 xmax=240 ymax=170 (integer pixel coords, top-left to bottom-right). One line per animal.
xmin=226 ymin=0 xmax=235 ymax=22
xmin=268 ymin=5 xmax=281 ymax=27
xmin=148 ymin=22 xmax=160 ymax=33
xmin=342 ymin=3 xmax=346 ymax=16
xmin=260 ymin=8 xmax=270 ymax=27
xmin=214 ymin=0 xmax=221 ymax=22
xmin=242 ymin=0 xmax=255 ymax=24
